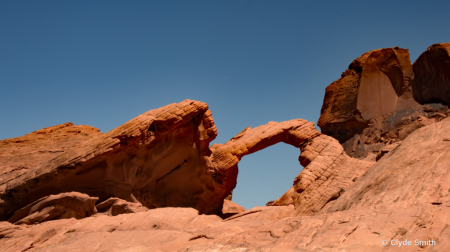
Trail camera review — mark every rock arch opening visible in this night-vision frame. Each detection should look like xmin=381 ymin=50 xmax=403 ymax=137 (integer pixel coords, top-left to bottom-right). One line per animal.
xmin=231 ymin=143 xmax=303 ymax=210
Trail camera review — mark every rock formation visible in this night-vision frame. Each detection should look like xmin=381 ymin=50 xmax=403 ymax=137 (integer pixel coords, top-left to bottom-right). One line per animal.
xmin=412 ymin=43 xmax=450 ymax=105
xmin=2 ymin=43 xmax=450 ymax=251
xmin=2 ymin=111 xmax=449 ymax=251
xmin=0 ymin=106 xmax=374 ymax=222
xmin=221 ymin=199 xmax=246 ymax=219
xmin=318 ymin=46 xmax=450 ymax=159
xmin=95 ymin=197 xmax=149 ymax=216
xmin=0 ymin=100 xmax=222 ymax=220
xmin=8 ymin=192 xmax=98 ymax=225
xmin=269 ymin=134 xmax=373 ymax=216
xmin=210 ymin=119 xmax=373 ymax=216
xmin=0 ymin=123 xmax=102 ymax=184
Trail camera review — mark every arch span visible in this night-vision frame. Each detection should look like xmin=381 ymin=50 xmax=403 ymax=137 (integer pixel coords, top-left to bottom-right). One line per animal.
xmin=210 ymin=119 xmax=374 ymax=216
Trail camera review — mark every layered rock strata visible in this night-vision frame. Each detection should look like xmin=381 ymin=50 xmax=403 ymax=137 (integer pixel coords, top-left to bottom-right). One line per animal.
xmin=1 ymin=103 xmax=374 ymax=222
xmin=212 ymin=120 xmax=373 ymax=216
xmin=0 ymin=123 xmax=103 ymax=183
xmin=7 ymin=192 xmax=98 ymax=225
xmin=0 ymin=100 xmax=222 ymax=220
xmin=2 ymin=109 xmax=450 ymax=252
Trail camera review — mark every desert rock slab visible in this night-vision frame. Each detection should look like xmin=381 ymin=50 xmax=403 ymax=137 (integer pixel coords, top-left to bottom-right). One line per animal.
xmin=0 ymin=123 xmax=102 ymax=184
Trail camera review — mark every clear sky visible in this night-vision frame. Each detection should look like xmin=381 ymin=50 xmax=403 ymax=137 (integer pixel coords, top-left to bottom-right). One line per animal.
xmin=1 ymin=1 xmax=450 ymax=210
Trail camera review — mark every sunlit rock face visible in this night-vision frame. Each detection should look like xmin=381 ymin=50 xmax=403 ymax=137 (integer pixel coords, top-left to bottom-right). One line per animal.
xmin=318 ymin=46 xmax=450 ymax=159
xmin=318 ymin=47 xmax=414 ymax=144
xmin=213 ymin=119 xmax=373 ymax=216
xmin=0 ymin=122 xmax=103 ymax=184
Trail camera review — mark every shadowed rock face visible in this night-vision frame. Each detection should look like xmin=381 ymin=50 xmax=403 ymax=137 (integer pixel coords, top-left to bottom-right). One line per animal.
xmin=412 ymin=43 xmax=450 ymax=105
xmin=0 ymin=100 xmax=222 ymax=220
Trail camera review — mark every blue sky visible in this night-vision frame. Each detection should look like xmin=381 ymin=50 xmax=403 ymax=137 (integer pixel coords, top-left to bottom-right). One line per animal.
xmin=1 ymin=1 xmax=450 ymax=209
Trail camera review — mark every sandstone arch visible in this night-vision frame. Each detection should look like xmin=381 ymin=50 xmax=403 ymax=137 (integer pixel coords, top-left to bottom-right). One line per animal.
xmin=209 ymin=119 xmax=373 ymax=216
xmin=0 ymin=100 xmax=373 ymax=221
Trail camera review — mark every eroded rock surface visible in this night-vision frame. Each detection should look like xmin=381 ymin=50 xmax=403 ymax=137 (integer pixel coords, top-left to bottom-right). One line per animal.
xmin=0 ymin=100 xmax=222 ymax=220
xmin=2 ymin=111 xmax=450 ymax=252
xmin=8 ymin=192 xmax=98 ymax=225
xmin=327 ymin=117 xmax=450 ymax=213
xmin=221 ymin=199 xmax=246 ymax=219
xmin=209 ymin=119 xmax=321 ymax=202
xmin=96 ymin=197 xmax=148 ymax=216
xmin=0 ymin=109 xmax=374 ymax=224
xmin=269 ymin=134 xmax=373 ymax=216
xmin=213 ymin=119 xmax=373 ymax=216
xmin=0 ymin=123 xmax=102 ymax=184
xmin=318 ymin=46 xmax=450 ymax=159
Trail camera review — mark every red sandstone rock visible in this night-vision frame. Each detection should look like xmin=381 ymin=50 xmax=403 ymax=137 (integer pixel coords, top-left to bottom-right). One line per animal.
xmin=209 ymin=119 xmax=321 ymax=205
xmin=221 ymin=199 xmax=245 ymax=218
xmin=2 ymin=81 xmax=450 ymax=251
xmin=96 ymin=197 xmax=148 ymax=216
xmin=318 ymin=46 xmax=449 ymax=159
xmin=1 ymin=109 xmax=373 ymax=225
xmin=326 ymin=117 xmax=450 ymax=213
xmin=412 ymin=43 xmax=450 ymax=105
xmin=213 ymin=119 xmax=373 ymax=216
xmin=318 ymin=47 xmax=414 ymax=144
xmin=0 ymin=100 xmax=221 ymax=220
xmin=1 ymin=102 xmax=450 ymax=250
xmin=0 ymin=123 xmax=102 ymax=184
xmin=270 ymin=134 xmax=373 ymax=216
xmin=8 ymin=192 xmax=98 ymax=225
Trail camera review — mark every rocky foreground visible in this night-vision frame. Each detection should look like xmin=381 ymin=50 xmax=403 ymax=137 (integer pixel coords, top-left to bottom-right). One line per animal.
xmin=1 ymin=43 xmax=450 ymax=251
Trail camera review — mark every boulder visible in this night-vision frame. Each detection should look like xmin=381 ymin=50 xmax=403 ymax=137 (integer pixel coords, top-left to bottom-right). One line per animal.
xmin=412 ymin=43 xmax=450 ymax=105
xmin=7 ymin=192 xmax=98 ymax=225
xmin=96 ymin=197 xmax=148 ymax=216
xmin=221 ymin=199 xmax=245 ymax=219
